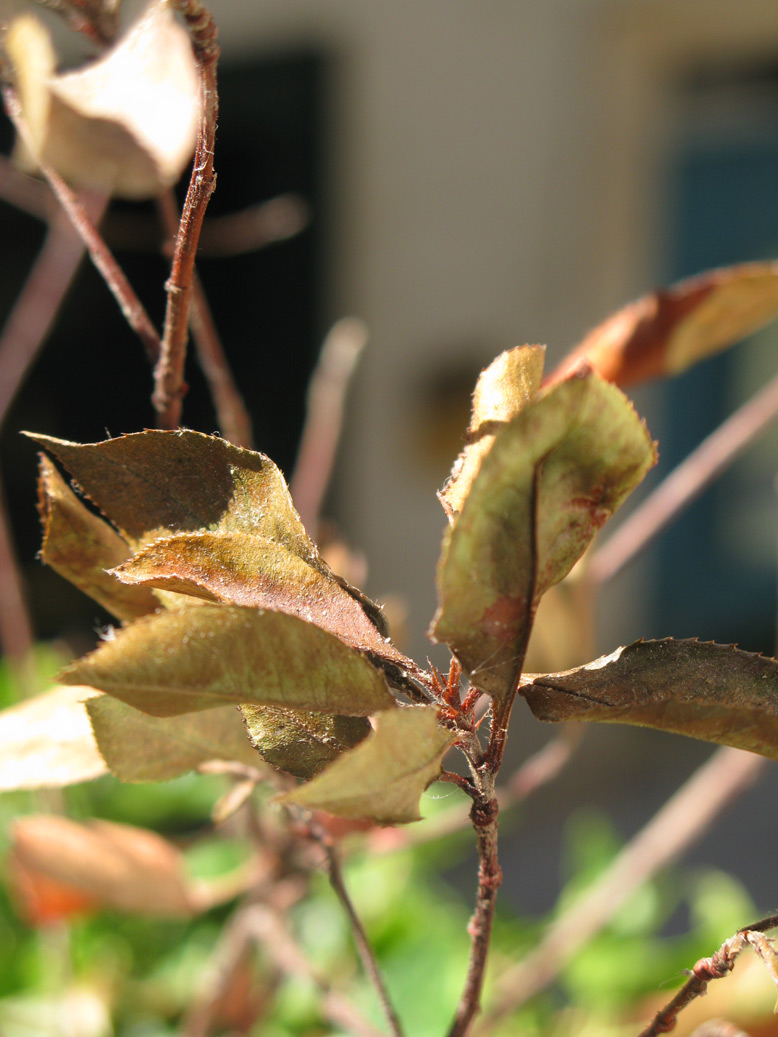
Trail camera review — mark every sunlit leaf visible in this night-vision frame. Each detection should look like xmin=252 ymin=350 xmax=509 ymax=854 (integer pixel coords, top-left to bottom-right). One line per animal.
xmin=86 ymin=696 xmax=262 ymax=782
xmin=548 ymin=262 xmax=778 ymax=388
xmin=431 ymin=369 xmax=655 ymax=701
xmin=440 ymin=345 xmax=545 ymax=519
xmin=280 ymin=706 xmax=455 ymax=824
xmin=240 ymin=704 xmax=371 ymax=779
xmin=9 ymin=816 xmax=195 ymax=917
xmin=6 ymin=2 xmax=198 ymax=198
xmin=0 ymin=685 xmax=106 ymax=790
xmin=522 ymin=638 xmax=778 ymax=760
xmin=60 ymin=605 xmax=398 ymax=717
xmin=37 ymin=455 xmax=158 ymax=621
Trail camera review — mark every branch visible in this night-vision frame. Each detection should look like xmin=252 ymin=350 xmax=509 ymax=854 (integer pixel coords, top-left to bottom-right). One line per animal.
xmin=480 ymin=745 xmax=768 ymax=1031
xmin=589 ymin=365 xmax=778 ymax=584
xmin=152 ymin=0 xmax=220 ymax=428
xmin=156 ymin=192 xmax=253 ymax=447
xmin=290 ymin=318 xmax=368 ymax=536
xmin=636 ymin=915 xmax=778 ymax=1037
xmin=1 ymin=86 xmax=161 ymax=363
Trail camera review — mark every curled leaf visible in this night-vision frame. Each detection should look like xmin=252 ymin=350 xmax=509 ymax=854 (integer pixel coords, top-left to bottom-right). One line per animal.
xmin=280 ymin=706 xmax=456 ymax=824
xmin=440 ymin=345 xmax=545 ymax=519
xmin=37 ymin=455 xmax=158 ymax=621
xmin=0 ymin=685 xmax=106 ymax=791
xmin=431 ymin=369 xmax=655 ymax=701
xmin=86 ymin=696 xmax=262 ymax=782
xmin=548 ymin=262 xmax=778 ymax=388
xmin=240 ymin=705 xmax=371 ymax=779
xmin=6 ymin=3 xmax=199 ymax=198
xmin=522 ymin=638 xmax=778 ymax=760
xmin=60 ymin=605 xmax=398 ymax=717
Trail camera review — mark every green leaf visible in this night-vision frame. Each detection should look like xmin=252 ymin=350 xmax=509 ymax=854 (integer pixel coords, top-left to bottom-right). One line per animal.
xmin=280 ymin=706 xmax=456 ymax=824
xmin=0 ymin=685 xmax=106 ymax=790
xmin=27 ymin=429 xmax=318 ymax=557
xmin=87 ymin=696 xmax=262 ymax=782
xmin=522 ymin=638 xmax=778 ymax=760
xmin=431 ymin=369 xmax=655 ymax=701
xmin=440 ymin=345 xmax=545 ymax=519
xmin=60 ymin=605 xmax=398 ymax=717
xmin=37 ymin=455 xmax=159 ymax=621
xmin=240 ymin=705 xmax=371 ymax=779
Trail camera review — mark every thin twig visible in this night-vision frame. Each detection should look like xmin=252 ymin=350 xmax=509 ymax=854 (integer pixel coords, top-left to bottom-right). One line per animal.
xmin=636 ymin=914 xmax=778 ymax=1037
xmin=479 ymin=745 xmax=768 ymax=1032
xmin=156 ymin=191 xmax=253 ymax=447
xmin=196 ymin=193 xmax=310 ymax=256
xmin=1 ymin=86 xmax=162 ymax=363
xmin=0 ymin=154 xmax=52 ymax=222
xmin=152 ymin=1 xmax=220 ymax=428
xmin=290 ymin=318 xmax=368 ymax=535
xmin=589 ymin=364 xmax=778 ymax=585
xmin=0 ymin=473 xmax=36 ymax=695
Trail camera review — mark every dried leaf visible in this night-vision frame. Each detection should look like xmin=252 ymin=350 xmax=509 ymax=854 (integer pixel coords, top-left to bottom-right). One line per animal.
xmin=280 ymin=706 xmax=455 ymax=824
xmin=0 ymin=685 xmax=106 ymax=790
xmin=86 ymin=696 xmax=262 ymax=782
xmin=38 ymin=455 xmax=159 ymax=621
xmin=240 ymin=704 xmax=371 ymax=779
xmin=10 ymin=815 xmax=195 ymax=916
xmin=549 ymin=262 xmax=778 ymax=388
xmin=522 ymin=638 xmax=778 ymax=760
xmin=111 ymin=530 xmax=406 ymax=660
xmin=440 ymin=345 xmax=545 ymax=518
xmin=431 ymin=369 xmax=656 ymax=700
xmin=60 ymin=605 xmax=398 ymax=717
xmin=6 ymin=3 xmax=199 ymax=198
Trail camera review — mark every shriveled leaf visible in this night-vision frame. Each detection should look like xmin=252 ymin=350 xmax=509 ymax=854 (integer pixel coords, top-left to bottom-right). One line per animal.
xmin=60 ymin=605 xmax=397 ymax=717
xmin=280 ymin=707 xmax=455 ymax=824
xmin=87 ymin=696 xmax=262 ymax=782
xmin=549 ymin=262 xmax=778 ymax=388
xmin=431 ymin=369 xmax=656 ymax=700
xmin=0 ymin=685 xmax=106 ymax=790
xmin=37 ymin=455 xmax=159 ymax=621
xmin=111 ymin=531 xmax=405 ymax=660
xmin=27 ymin=430 xmax=317 ymax=555
xmin=9 ymin=815 xmax=194 ymax=916
xmin=440 ymin=345 xmax=545 ymax=519
xmin=240 ymin=704 xmax=371 ymax=779
xmin=522 ymin=638 xmax=778 ymax=760
xmin=7 ymin=3 xmax=198 ymax=198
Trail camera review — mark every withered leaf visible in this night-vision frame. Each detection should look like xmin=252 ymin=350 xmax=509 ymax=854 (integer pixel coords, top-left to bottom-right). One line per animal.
xmin=87 ymin=696 xmax=262 ymax=782
xmin=440 ymin=345 xmax=545 ymax=519
xmin=431 ymin=369 xmax=655 ymax=701
xmin=60 ymin=605 xmax=398 ymax=717
xmin=27 ymin=430 xmax=317 ymax=555
xmin=240 ymin=705 xmax=371 ymax=779
xmin=280 ymin=706 xmax=456 ymax=824
xmin=10 ymin=815 xmax=195 ymax=916
xmin=548 ymin=262 xmax=778 ymax=388
xmin=0 ymin=685 xmax=106 ymax=790
xmin=522 ymin=638 xmax=778 ymax=760
xmin=6 ymin=3 xmax=198 ymax=198
xmin=111 ymin=530 xmax=408 ymax=662
xmin=38 ymin=455 xmax=159 ymax=621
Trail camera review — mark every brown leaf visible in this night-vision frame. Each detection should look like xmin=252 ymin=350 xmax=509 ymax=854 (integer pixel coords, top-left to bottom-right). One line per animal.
xmin=431 ymin=369 xmax=656 ymax=701
xmin=240 ymin=704 xmax=371 ymax=779
xmin=86 ymin=696 xmax=262 ymax=782
xmin=10 ymin=815 xmax=195 ymax=916
xmin=280 ymin=706 xmax=456 ymax=824
xmin=522 ymin=638 xmax=778 ymax=760
xmin=60 ymin=605 xmax=398 ymax=717
xmin=37 ymin=455 xmax=159 ymax=621
xmin=548 ymin=262 xmax=778 ymax=388
xmin=6 ymin=3 xmax=199 ymax=198
xmin=0 ymin=685 xmax=106 ymax=790
xmin=440 ymin=345 xmax=545 ymax=519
